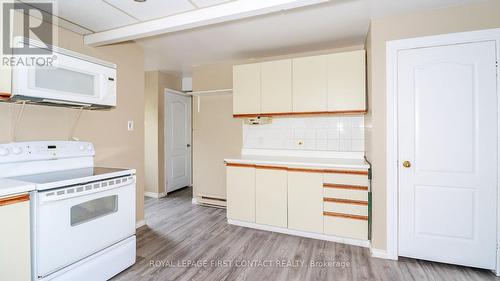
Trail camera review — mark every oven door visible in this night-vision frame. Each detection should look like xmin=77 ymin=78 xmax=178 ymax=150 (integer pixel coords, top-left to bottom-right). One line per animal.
xmin=35 ymin=179 xmax=135 ymax=277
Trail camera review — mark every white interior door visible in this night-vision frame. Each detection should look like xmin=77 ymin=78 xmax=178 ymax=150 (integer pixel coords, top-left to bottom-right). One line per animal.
xmin=397 ymin=41 xmax=498 ymax=269
xmin=166 ymin=91 xmax=192 ymax=193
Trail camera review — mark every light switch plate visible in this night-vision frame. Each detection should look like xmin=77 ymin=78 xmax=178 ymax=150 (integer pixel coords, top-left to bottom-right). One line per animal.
xmin=127 ymin=121 xmax=134 ymax=131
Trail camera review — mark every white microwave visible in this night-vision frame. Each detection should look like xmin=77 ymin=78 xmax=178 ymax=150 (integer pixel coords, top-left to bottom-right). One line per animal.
xmin=10 ymin=38 xmax=117 ymax=109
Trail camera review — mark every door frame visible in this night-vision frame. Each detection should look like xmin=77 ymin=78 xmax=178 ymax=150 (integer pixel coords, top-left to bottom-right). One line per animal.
xmin=385 ymin=28 xmax=500 ymax=269
xmin=164 ymin=88 xmax=193 ymax=193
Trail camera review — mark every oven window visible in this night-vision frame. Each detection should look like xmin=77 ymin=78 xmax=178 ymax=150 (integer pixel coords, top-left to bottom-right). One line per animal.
xmin=70 ymin=195 xmax=118 ymax=226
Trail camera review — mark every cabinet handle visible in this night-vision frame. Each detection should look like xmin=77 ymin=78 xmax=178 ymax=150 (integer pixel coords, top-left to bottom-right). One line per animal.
xmin=0 ymin=194 xmax=30 ymax=207
xmin=323 ymin=211 xmax=368 ymax=221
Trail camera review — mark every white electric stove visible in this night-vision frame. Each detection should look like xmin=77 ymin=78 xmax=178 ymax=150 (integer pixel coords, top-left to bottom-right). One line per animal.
xmin=0 ymin=141 xmax=136 ymax=281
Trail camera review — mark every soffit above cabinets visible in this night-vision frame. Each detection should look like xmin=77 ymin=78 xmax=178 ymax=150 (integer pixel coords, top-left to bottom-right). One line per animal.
xmin=21 ymin=0 xmax=234 ymax=33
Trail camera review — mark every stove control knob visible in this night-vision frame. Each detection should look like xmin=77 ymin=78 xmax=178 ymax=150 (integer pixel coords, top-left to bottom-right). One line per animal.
xmin=79 ymin=145 xmax=85 ymax=151
xmin=87 ymin=145 xmax=93 ymax=151
xmin=0 ymin=147 xmax=9 ymax=156
xmin=12 ymin=147 xmax=22 ymax=155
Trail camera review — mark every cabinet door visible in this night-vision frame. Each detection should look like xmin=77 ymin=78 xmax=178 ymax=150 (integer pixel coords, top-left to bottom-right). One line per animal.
xmin=287 ymin=172 xmax=323 ymax=233
xmin=292 ymin=55 xmax=328 ymax=112
xmin=0 ymin=30 xmax=11 ymax=95
xmin=0 ymin=194 xmax=31 ymax=281
xmin=327 ymin=50 xmax=366 ymax=111
xmin=233 ymin=63 xmax=261 ymax=115
xmin=226 ymin=166 xmax=255 ymax=222
xmin=0 ymin=56 xmax=11 ymax=95
xmin=261 ymin=59 xmax=292 ymax=113
xmin=255 ymin=168 xmax=287 ymax=228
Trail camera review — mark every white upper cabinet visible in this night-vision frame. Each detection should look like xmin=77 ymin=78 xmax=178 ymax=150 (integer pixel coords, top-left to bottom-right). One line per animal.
xmin=327 ymin=50 xmax=366 ymax=112
xmin=0 ymin=65 xmax=11 ymax=95
xmin=261 ymin=59 xmax=292 ymax=113
xmin=233 ymin=63 xmax=261 ymax=115
xmin=292 ymin=55 xmax=328 ymax=113
xmin=0 ymin=50 xmax=11 ymax=95
xmin=232 ymin=50 xmax=366 ymax=116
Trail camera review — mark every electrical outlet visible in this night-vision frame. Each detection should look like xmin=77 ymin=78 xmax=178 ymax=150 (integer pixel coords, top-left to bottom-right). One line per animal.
xmin=127 ymin=121 xmax=134 ymax=131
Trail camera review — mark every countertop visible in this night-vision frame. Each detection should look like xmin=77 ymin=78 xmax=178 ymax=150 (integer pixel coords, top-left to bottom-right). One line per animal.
xmin=0 ymin=178 xmax=35 ymax=197
xmin=224 ymin=154 xmax=370 ymax=170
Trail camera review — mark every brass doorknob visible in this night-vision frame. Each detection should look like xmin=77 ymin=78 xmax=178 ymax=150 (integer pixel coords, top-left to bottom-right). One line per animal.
xmin=403 ymin=161 xmax=411 ymax=168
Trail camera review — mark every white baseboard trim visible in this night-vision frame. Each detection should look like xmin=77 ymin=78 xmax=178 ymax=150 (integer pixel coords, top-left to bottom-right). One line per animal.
xmin=135 ymin=220 xmax=146 ymax=229
xmin=228 ymin=219 xmax=370 ymax=248
xmin=370 ymin=248 xmax=394 ymax=260
xmin=191 ymin=197 xmax=198 ymax=204
xmin=144 ymin=191 xmax=166 ymax=198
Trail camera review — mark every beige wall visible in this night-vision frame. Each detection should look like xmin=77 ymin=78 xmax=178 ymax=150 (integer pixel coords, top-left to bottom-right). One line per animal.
xmin=144 ymin=71 xmax=182 ymax=195
xmin=192 ymin=63 xmax=242 ymax=200
xmin=366 ymin=0 xmax=500 ymax=250
xmin=1 ymin=13 xmax=146 ymax=223
xmin=144 ymin=72 xmax=160 ymax=195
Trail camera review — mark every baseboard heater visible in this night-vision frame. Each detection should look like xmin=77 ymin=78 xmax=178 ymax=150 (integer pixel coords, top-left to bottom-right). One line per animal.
xmin=201 ymin=196 xmax=226 ymax=202
xmin=196 ymin=196 xmax=226 ymax=209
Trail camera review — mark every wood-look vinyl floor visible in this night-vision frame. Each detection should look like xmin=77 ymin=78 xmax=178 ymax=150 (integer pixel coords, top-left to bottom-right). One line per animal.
xmin=113 ymin=187 xmax=499 ymax=281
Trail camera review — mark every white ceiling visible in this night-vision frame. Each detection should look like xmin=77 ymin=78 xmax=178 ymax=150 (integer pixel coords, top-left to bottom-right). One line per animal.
xmin=139 ymin=0 xmax=370 ymax=75
xmin=23 ymin=0 xmax=487 ymax=75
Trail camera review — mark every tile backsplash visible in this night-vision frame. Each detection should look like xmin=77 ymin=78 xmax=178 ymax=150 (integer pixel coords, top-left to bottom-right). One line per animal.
xmin=243 ymin=116 xmax=365 ymax=152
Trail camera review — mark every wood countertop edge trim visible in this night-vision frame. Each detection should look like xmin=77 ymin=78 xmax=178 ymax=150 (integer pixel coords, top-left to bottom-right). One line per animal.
xmin=233 ymin=110 xmax=367 ymax=118
xmin=0 ymin=193 xmax=30 ymax=206
xmin=225 ymin=163 xmax=256 ymax=168
xmin=225 ymin=162 xmax=368 ymax=175
xmin=323 ymin=211 xmax=368 ymax=220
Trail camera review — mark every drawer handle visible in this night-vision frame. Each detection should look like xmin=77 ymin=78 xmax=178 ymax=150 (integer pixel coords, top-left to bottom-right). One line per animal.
xmin=323 ymin=183 xmax=368 ymax=191
xmin=0 ymin=194 xmax=30 ymax=207
xmin=323 ymin=211 xmax=368 ymax=221
xmin=323 ymin=197 xmax=368 ymax=206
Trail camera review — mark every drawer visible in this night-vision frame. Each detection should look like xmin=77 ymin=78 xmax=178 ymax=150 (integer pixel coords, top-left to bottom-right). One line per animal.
xmin=324 ymin=188 xmax=368 ymax=201
xmin=323 ymin=214 xmax=368 ymax=240
xmin=323 ymin=200 xmax=368 ymax=216
xmin=323 ymin=173 xmax=369 ymax=186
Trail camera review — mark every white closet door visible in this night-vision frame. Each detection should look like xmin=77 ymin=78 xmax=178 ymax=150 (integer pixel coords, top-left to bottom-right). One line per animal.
xmin=397 ymin=41 xmax=497 ymax=269
xmin=166 ymin=91 xmax=192 ymax=193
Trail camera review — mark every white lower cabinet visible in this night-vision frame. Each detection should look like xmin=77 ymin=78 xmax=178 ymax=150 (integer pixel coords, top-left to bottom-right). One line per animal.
xmin=226 ymin=164 xmax=370 ymax=243
xmin=255 ymin=168 xmax=288 ymax=228
xmin=324 ymin=216 xmax=368 ymax=240
xmin=226 ymin=166 xmax=256 ymax=222
xmin=287 ymin=172 xmax=323 ymax=234
xmin=0 ymin=193 xmax=31 ymax=281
